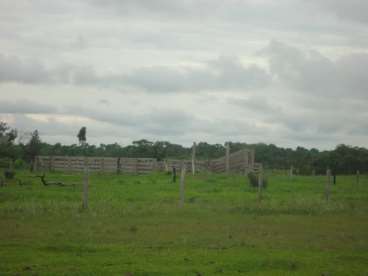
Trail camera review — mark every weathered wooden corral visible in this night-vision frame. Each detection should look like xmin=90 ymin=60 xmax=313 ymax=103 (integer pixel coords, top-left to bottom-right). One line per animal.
xmin=34 ymin=148 xmax=262 ymax=174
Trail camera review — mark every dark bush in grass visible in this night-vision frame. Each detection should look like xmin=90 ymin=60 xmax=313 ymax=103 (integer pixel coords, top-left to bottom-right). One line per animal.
xmin=247 ymin=172 xmax=268 ymax=188
xmin=4 ymin=169 xmax=15 ymax=179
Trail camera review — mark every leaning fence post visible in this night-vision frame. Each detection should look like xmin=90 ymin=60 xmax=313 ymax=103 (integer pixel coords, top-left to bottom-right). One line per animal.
xmin=192 ymin=142 xmax=196 ymax=176
xmin=258 ymin=165 xmax=263 ymax=201
xmin=179 ymin=163 xmax=186 ymax=207
xmin=225 ymin=143 xmax=230 ymax=174
xmin=325 ymin=168 xmax=331 ymax=201
xmin=83 ymin=158 xmax=89 ymax=209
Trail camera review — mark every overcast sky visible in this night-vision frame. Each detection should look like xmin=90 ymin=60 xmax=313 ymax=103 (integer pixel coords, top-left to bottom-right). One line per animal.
xmin=0 ymin=0 xmax=367 ymax=149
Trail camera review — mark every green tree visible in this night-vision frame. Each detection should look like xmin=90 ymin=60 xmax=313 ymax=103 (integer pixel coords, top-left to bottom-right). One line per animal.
xmin=24 ymin=130 xmax=42 ymax=171
xmin=77 ymin=127 xmax=87 ymax=146
xmin=0 ymin=121 xmax=17 ymax=160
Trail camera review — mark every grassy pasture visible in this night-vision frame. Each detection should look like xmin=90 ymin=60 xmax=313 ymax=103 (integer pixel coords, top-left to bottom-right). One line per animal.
xmin=0 ymin=170 xmax=368 ymax=275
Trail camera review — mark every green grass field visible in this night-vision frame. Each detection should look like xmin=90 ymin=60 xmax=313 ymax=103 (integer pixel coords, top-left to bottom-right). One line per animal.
xmin=1 ymin=171 xmax=368 ymax=275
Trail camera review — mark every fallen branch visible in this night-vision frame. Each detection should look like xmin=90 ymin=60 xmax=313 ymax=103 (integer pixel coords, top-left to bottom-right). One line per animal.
xmin=35 ymin=174 xmax=75 ymax=187
xmin=16 ymin=178 xmax=32 ymax=186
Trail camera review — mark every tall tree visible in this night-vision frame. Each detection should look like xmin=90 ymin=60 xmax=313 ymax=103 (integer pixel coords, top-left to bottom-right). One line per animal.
xmin=0 ymin=121 xmax=17 ymax=160
xmin=77 ymin=127 xmax=87 ymax=146
xmin=25 ymin=130 xmax=42 ymax=171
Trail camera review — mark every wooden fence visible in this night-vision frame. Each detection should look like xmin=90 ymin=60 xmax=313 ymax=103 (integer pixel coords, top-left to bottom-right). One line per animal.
xmin=34 ymin=156 xmax=158 ymax=174
xmin=35 ymin=148 xmax=261 ymax=174
xmin=209 ymin=149 xmax=261 ymax=173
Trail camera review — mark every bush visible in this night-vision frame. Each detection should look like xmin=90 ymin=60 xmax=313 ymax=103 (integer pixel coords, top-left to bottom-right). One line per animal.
xmin=4 ymin=169 xmax=15 ymax=179
xmin=247 ymin=172 xmax=268 ymax=188
xmin=14 ymin=159 xmax=25 ymax=169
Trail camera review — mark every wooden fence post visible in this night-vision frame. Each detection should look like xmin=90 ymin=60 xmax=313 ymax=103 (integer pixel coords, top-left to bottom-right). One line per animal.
xmin=117 ymin=157 xmax=121 ymax=174
xmin=258 ymin=165 xmax=263 ymax=201
xmin=179 ymin=163 xmax=186 ymax=207
xmin=33 ymin=156 xmax=38 ymax=172
xmin=67 ymin=156 xmax=72 ymax=172
xmin=289 ymin=166 xmax=293 ymax=179
xmin=356 ymin=170 xmax=360 ymax=187
xmin=172 ymin=166 xmax=177 ymax=183
xmin=83 ymin=158 xmax=89 ymax=209
xmin=101 ymin=158 xmax=105 ymax=172
xmin=325 ymin=169 xmax=331 ymax=201
xmin=192 ymin=142 xmax=196 ymax=176
xmin=250 ymin=149 xmax=255 ymax=169
xmin=225 ymin=143 xmax=230 ymax=174
xmin=243 ymin=149 xmax=249 ymax=175
xmin=49 ymin=156 xmax=54 ymax=172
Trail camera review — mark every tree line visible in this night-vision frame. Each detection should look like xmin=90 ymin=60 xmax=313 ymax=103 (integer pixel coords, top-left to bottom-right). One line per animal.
xmin=1 ymin=121 xmax=367 ymax=174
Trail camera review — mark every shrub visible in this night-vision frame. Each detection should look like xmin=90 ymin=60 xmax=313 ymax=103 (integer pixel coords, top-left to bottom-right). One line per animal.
xmin=14 ymin=159 xmax=25 ymax=169
xmin=4 ymin=169 xmax=15 ymax=179
xmin=247 ymin=172 xmax=268 ymax=188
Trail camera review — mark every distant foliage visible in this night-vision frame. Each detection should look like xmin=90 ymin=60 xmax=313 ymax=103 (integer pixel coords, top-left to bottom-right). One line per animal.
xmin=2 ymin=119 xmax=368 ymax=174
xmin=0 ymin=121 xmax=17 ymax=160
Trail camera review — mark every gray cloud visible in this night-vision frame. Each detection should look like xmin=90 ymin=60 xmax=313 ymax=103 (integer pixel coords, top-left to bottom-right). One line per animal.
xmin=122 ymin=56 xmax=271 ymax=92
xmin=262 ymin=40 xmax=368 ymax=99
xmin=0 ymin=54 xmax=271 ymax=93
xmin=0 ymin=99 xmax=56 ymax=114
xmin=0 ymin=54 xmax=50 ymax=83
xmin=227 ymin=87 xmax=368 ymax=149
xmin=64 ymin=105 xmax=205 ymax=137
xmin=0 ymin=98 xmax=270 ymax=145
xmin=312 ymin=0 xmax=368 ymax=24
xmin=227 ymin=95 xmax=282 ymax=115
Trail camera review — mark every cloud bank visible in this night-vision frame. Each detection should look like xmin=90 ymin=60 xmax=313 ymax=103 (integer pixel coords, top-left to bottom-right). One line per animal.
xmin=0 ymin=0 xmax=367 ymax=149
